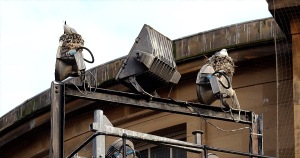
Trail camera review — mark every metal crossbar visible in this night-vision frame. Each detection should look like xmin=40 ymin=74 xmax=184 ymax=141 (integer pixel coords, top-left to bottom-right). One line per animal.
xmin=65 ymin=85 xmax=253 ymax=124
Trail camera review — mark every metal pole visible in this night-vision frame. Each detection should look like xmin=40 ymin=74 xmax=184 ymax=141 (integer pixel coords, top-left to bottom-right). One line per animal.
xmin=192 ymin=130 xmax=203 ymax=153
xmin=122 ymin=134 xmax=127 ymax=158
xmin=257 ymin=114 xmax=263 ymax=155
xmin=50 ymin=81 xmax=65 ymax=158
xmin=250 ymin=113 xmax=263 ymax=157
xmin=92 ymin=110 xmax=106 ymax=158
xmin=204 ymin=145 xmax=208 ymax=158
xmin=192 ymin=130 xmax=203 ymax=145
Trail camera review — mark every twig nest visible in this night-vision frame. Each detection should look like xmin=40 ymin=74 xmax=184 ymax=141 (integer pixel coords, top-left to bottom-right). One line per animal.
xmin=59 ymin=33 xmax=84 ymax=50
xmin=208 ymin=51 xmax=235 ymax=77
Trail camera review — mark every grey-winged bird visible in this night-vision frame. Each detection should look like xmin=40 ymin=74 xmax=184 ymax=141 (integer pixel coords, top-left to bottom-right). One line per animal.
xmin=63 ymin=21 xmax=77 ymax=34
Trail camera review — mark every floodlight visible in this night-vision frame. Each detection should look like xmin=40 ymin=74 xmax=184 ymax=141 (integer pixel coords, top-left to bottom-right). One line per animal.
xmin=116 ymin=24 xmax=181 ymax=95
xmin=196 ymin=49 xmax=240 ymax=109
xmin=55 ymin=23 xmax=94 ymax=82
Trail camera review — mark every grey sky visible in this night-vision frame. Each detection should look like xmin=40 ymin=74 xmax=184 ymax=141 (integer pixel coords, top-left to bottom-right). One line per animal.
xmin=0 ymin=0 xmax=272 ymax=117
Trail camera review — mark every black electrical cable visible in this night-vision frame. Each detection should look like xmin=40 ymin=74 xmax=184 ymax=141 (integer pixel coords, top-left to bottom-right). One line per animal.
xmin=211 ymin=71 xmax=231 ymax=89
xmin=76 ymin=46 xmax=95 ymax=63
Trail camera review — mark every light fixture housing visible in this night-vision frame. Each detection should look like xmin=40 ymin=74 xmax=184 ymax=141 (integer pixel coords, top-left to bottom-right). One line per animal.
xmin=116 ymin=24 xmax=181 ymax=95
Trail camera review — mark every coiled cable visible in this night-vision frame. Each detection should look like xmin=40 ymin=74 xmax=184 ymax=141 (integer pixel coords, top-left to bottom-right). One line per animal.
xmin=76 ymin=46 xmax=95 ymax=63
xmin=211 ymin=71 xmax=231 ymax=89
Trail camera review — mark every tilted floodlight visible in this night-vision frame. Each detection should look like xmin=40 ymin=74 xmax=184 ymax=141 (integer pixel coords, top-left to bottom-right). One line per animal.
xmin=196 ymin=49 xmax=240 ymax=109
xmin=116 ymin=24 xmax=181 ymax=95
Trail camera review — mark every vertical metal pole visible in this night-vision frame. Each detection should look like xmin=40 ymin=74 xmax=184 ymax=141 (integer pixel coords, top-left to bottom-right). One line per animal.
xmin=192 ymin=130 xmax=203 ymax=153
xmin=192 ymin=130 xmax=204 ymax=145
xmin=250 ymin=113 xmax=263 ymax=157
xmin=122 ymin=134 xmax=127 ymax=158
xmin=93 ymin=110 xmax=106 ymax=158
xmin=250 ymin=113 xmax=257 ymax=157
xmin=50 ymin=81 xmax=65 ymax=158
xmin=203 ymin=145 xmax=208 ymax=158
xmin=257 ymin=114 xmax=263 ymax=155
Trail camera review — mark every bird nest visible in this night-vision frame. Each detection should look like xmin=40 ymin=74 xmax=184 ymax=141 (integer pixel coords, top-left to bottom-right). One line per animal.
xmin=59 ymin=33 xmax=84 ymax=50
xmin=208 ymin=55 xmax=235 ymax=77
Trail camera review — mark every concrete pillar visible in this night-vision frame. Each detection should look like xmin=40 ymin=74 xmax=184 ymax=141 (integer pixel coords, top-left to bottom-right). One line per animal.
xmin=291 ymin=17 xmax=300 ymax=158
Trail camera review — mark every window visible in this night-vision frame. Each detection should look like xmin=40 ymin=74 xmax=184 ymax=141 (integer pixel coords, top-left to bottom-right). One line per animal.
xmin=135 ymin=124 xmax=187 ymax=158
xmin=150 ymin=146 xmax=170 ymax=158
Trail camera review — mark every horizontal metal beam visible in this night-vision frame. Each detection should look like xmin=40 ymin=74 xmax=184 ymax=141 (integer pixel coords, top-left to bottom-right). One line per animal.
xmin=91 ymin=124 xmax=203 ymax=153
xmin=65 ymin=86 xmax=253 ymax=124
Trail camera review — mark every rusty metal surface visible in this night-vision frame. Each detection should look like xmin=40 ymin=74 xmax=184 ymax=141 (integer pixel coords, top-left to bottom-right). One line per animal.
xmin=65 ymin=86 xmax=253 ymax=124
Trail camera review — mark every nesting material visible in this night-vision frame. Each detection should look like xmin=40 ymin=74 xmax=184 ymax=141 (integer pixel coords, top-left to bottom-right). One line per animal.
xmin=208 ymin=54 xmax=235 ymax=77
xmin=59 ymin=33 xmax=84 ymax=50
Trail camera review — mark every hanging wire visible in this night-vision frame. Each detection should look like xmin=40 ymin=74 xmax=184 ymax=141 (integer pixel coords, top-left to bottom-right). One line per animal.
xmin=167 ymin=85 xmax=174 ymax=98
xmin=166 ymin=68 xmax=245 ymax=132
xmin=210 ymin=70 xmax=242 ymax=122
xmin=188 ymin=104 xmax=250 ymax=133
xmin=71 ymin=69 xmax=98 ymax=95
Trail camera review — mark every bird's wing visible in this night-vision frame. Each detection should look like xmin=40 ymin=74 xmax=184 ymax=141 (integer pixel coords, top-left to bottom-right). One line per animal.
xmin=64 ymin=24 xmax=77 ymax=34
